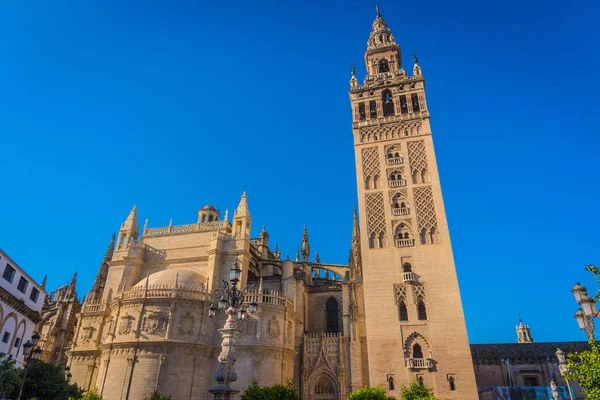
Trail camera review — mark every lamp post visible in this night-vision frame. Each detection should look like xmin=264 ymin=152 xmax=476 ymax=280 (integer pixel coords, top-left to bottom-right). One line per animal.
xmin=555 ymin=349 xmax=574 ymax=400
xmin=208 ymin=259 xmax=258 ymax=400
xmin=17 ymin=331 xmax=42 ymax=400
xmin=550 ymin=380 xmax=559 ymax=400
xmin=571 ymin=282 xmax=597 ymax=341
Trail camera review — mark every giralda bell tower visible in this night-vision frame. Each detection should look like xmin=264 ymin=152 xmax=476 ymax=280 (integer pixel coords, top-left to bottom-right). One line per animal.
xmin=349 ymin=7 xmax=477 ymax=398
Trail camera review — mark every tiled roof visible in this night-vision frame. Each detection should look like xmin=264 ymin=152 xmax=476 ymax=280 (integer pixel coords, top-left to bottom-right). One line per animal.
xmin=470 ymin=342 xmax=590 ymax=363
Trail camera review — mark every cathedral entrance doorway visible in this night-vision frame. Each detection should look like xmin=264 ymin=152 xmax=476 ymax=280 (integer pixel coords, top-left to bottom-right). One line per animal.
xmin=309 ymin=373 xmax=338 ymax=400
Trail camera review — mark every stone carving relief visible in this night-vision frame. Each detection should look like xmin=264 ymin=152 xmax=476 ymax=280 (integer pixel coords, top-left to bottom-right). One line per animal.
xmin=141 ymin=311 xmax=168 ymax=335
xmin=81 ymin=326 xmax=95 ymax=343
xmin=268 ymin=317 xmax=280 ymax=338
xmin=118 ymin=313 xmax=134 ymax=335
xmin=178 ymin=312 xmax=195 ymax=336
xmin=239 ymin=316 xmax=257 ymax=335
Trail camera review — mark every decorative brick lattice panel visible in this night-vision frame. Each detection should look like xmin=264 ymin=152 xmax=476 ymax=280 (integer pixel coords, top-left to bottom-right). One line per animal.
xmin=361 ymin=147 xmax=381 ymax=180
xmin=394 ymin=284 xmax=407 ymax=304
xmin=365 ymin=192 xmax=386 ymax=237
xmin=407 ymin=140 xmax=429 ymax=175
xmin=359 ymin=121 xmax=423 ymax=143
xmin=413 ymin=186 xmax=437 ymax=231
xmin=414 ymin=285 xmax=427 ymax=303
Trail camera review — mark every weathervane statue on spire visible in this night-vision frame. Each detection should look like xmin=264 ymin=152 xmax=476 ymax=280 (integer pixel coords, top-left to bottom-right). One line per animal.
xmin=412 ymin=50 xmax=419 ymax=64
xmin=376 ymin=4 xmax=381 ymax=17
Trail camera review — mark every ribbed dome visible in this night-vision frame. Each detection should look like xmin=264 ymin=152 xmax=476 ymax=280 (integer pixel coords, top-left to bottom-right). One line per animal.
xmin=134 ymin=268 xmax=206 ymax=289
xmin=200 ymin=203 xmax=218 ymax=211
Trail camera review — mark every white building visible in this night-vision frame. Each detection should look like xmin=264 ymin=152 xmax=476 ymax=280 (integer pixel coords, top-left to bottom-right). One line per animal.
xmin=0 ymin=249 xmax=45 ymax=365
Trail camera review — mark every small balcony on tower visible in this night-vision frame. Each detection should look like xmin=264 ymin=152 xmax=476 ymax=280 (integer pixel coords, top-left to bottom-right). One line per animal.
xmin=386 ymin=156 xmax=404 ymax=165
xmin=395 ymin=238 xmax=415 ymax=247
xmin=405 ymin=358 xmax=433 ymax=370
xmin=402 ymin=272 xmax=418 ymax=284
xmin=394 ymin=224 xmax=415 ymax=248
xmin=392 ymin=206 xmax=410 ymax=216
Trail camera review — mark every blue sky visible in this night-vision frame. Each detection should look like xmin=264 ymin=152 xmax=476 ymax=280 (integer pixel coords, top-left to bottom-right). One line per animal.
xmin=0 ymin=0 xmax=598 ymax=344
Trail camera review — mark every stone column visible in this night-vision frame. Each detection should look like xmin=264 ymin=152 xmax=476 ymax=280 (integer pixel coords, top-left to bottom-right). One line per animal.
xmin=209 ymin=307 xmax=240 ymax=400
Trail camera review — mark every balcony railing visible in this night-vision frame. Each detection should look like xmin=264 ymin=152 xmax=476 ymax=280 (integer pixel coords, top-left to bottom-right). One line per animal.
xmin=402 ymin=272 xmax=417 ymax=284
xmin=395 ymin=239 xmax=415 ymax=248
xmin=405 ymin=358 xmax=433 ymax=369
xmin=389 ymin=179 xmax=407 ymax=188
xmin=386 ymin=156 xmax=404 ymax=165
xmin=392 ymin=207 xmax=410 ymax=216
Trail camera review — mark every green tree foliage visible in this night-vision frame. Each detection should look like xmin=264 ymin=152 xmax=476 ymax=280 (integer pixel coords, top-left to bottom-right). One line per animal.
xmin=563 ymin=264 xmax=600 ymax=400
xmin=13 ymin=360 xmax=83 ymax=400
xmin=399 ymin=380 xmax=436 ymax=400
xmin=348 ymin=385 xmax=396 ymax=400
xmin=0 ymin=355 xmax=22 ymax=398
xmin=77 ymin=389 xmax=104 ymax=400
xmin=143 ymin=392 xmax=172 ymax=400
xmin=240 ymin=381 xmax=301 ymax=400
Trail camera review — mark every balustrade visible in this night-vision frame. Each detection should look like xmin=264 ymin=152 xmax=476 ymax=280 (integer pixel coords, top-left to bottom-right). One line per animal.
xmin=402 ymin=272 xmax=417 ymax=283
xmin=389 ymin=179 xmax=407 ymax=188
xmin=405 ymin=358 xmax=433 ymax=369
xmin=392 ymin=207 xmax=410 ymax=216
xmin=386 ymin=156 xmax=404 ymax=165
xmin=395 ymin=238 xmax=415 ymax=247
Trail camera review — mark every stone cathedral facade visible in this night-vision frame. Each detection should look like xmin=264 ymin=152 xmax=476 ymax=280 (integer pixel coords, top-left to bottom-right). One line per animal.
xmin=60 ymin=9 xmax=477 ymax=400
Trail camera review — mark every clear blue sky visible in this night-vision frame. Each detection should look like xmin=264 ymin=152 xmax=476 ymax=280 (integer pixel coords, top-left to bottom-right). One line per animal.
xmin=0 ymin=0 xmax=598 ymax=344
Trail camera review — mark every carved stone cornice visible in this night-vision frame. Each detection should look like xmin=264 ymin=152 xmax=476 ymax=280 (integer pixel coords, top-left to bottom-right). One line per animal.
xmin=306 ymin=285 xmax=342 ymax=293
xmin=0 ymin=286 xmax=42 ymax=323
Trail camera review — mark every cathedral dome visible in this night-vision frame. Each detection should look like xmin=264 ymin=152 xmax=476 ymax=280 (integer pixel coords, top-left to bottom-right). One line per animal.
xmin=134 ymin=268 xmax=207 ymax=289
xmin=200 ymin=203 xmax=218 ymax=211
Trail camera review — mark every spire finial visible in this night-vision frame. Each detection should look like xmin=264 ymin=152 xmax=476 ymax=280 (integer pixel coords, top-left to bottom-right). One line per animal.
xmin=301 ymin=226 xmax=310 ymax=262
xmin=295 ymin=249 xmax=300 ymax=263
xmin=350 ymin=62 xmax=356 ymax=77
xmin=315 ymin=250 xmax=320 ymax=264
xmin=41 ymin=274 xmax=47 ymax=290
xmin=70 ymin=272 xmax=77 ymax=288
xmin=376 ymin=3 xmax=381 ymax=17
xmin=412 ymin=50 xmax=419 ymax=65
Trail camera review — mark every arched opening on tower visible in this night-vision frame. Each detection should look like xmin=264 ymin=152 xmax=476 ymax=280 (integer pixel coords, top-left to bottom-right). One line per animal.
xmin=382 ymin=89 xmax=395 ymax=116
xmin=399 ymin=301 xmax=409 ymax=321
xmin=417 ymin=300 xmax=428 ymax=320
xmin=413 ymin=343 xmax=424 ymax=359
xmin=379 ymin=59 xmax=389 ymax=73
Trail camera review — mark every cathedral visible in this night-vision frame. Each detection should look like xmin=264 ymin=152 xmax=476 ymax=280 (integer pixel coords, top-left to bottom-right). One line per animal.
xmin=39 ymin=8 xmax=478 ymax=400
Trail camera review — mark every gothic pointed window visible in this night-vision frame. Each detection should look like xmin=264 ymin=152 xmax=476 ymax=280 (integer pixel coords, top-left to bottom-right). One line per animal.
xmin=382 ymin=90 xmax=395 ymax=116
xmin=358 ymin=103 xmax=366 ymax=121
xmin=388 ymin=376 xmax=395 ymax=390
xmin=417 ymin=300 xmax=428 ymax=320
xmin=399 ymin=301 xmax=409 ymax=321
xmin=402 ymin=263 xmax=412 ymax=272
xmin=449 ymin=377 xmax=456 ymax=391
xmin=326 ymin=298 xmax=339 ymax=333
xmin=379 ymin=59 xmax=389 ymax=73
xmin=400 ymin=95 xmax=408 ymax=114
xmin=420 ymin=228 xmax=427 ymax=244
xmin=369 ymin=233 xmax=375 ymax=248
xmin=413 ymin=343 xmax=424 ymax=359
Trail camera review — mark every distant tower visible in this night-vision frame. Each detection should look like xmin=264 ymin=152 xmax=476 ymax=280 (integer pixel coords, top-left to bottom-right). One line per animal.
xmin=516 ymin=317 xmax=534 ymax=343
xmin=198 ymin=203 xmax=220 ymax=223
xmin=301 ymin=226 xmax=310 ymax=262
xmin=233 ymin=192 xmax=251 ymax=238
xmin=349 ymin=6 xmax=477 ymax=397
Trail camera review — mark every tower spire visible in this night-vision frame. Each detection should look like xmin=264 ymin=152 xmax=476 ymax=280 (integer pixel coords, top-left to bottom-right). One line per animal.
xmin=88 ymin=234 xmax=116 ymax=303
xmin=301 ymin=226 xmax=310 ymax=262
xmin=70 ymin=272 xmax=77 ymax=288
xmin=516 ymin=316 xmax=534 ymax=343
xmin=233 ymin=191 xmax=251 ymax=238
xmin=41 ymin=274 xmax=47 ymax=290
xmin=117 ymin=205 xmax=139 ymax=250
xmin=376 ymin=3 xmax=381 ymax=17
xmin=314 ymin=250 xmax=320 ymax=264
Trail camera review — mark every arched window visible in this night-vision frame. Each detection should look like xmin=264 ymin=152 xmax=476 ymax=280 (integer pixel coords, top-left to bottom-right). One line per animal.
xmin=388 ymin=376 xmax=395 ymax=391
xmin=369 ymin=233 xmax=375 ymax=248
xmin=396 ymin=224 xmax=411 ymax=240
xmin=402 ymin=263 xmax=412 ymax=272
xmin=201 ymin=215 xmax=207 ymax=223
xmin=418 ymin=376 xmax=424 ymax=384
xmin=378 ymin=232 xmax=386 ymax=248
xmin=420 ymin=228 xmax=427 ymax=244
xmin=373 ymin=175 xmax=379 ymax=189
xmin=208 ymin=215 xmax=214 ymax=222
xmin=413 ymin=343 xmax=424 ymax=359
xmin=429 ymin=227 xmax=439 ymax=244
xmin=399 ymin=302 xmax=409 ymax=321
xmin=379 ymin=59 xmax=389 ymax=73
xmin=449 ymin=377 xmax=456 ymax=391
xmin=382 ymin=90 xmax=395 ymax=116
xmin=364 ymin=176 xmax=371 ymax=190
xmin=326 ymin=298 xmax=339 ymax=333
xmin=418 ymin=300 xmax=428 ymax=320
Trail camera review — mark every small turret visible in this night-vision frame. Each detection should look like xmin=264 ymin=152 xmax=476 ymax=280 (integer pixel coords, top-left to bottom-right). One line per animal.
xmin=233 ymin=192 xmax=251 ymax=238
xmin=198 ymin=203 xmax=220 ymax=223
xmin=301 ymin=226 xmax=310 ymax=262
xmin=117 ymin=206 xmax=139 ymax=250
xmin=516 ymin=316 xmax=533 ymax=343
xmin=41 ymin=274 xmax=47 ymax=290
xmin=87 ymin=233 xmax=116 ymax=303
xmin=274 ymin=243 xmax=281 ymax=260
xmin=412 ymin=51 xmax=422 ymax=76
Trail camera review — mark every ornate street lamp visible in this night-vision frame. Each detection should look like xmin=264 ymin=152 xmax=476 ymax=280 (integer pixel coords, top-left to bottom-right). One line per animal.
xmin=17 ymin=332 xmax=43 ymax=400
xmin=571 ymin=282 xmax=597 ymax=341
xmin=555 ymin=349 xmax=574 ymax=400
xmin=208 ymin=258 xmax=258 ymax=400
